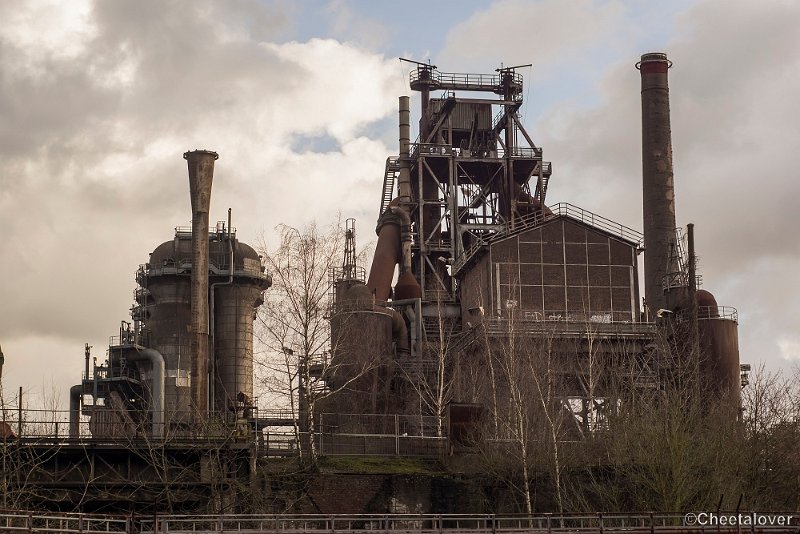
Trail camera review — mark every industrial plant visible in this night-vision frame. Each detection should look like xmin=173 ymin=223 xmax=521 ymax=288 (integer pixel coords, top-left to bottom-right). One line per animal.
xmin=0 ymin=53 xmax=750 ymax=518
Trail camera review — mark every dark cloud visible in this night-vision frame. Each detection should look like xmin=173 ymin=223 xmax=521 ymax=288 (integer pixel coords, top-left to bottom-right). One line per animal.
xmin=535 ymin=0 xmax=800 ymax=366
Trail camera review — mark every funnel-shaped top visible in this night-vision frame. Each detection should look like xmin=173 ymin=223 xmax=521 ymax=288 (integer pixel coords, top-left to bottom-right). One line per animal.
xmin=184 ymin=150 xmax=218 ymax=215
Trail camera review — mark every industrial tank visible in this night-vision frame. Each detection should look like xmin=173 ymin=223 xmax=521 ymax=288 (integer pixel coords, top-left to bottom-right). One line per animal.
xmin=325 ymin=283 xmax=395 ymax=415
xmin=137 ymin=227 xmax=271 ymax=425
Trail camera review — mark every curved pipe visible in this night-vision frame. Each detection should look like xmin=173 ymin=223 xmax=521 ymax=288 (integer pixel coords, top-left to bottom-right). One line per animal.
xmin=69 ymin=385 xmax=82 ymax=438
xmin=391 ymin=310 xmax=410 ymax=355
xmin=390 ymin=206 xmax=413 ymax=275
xmin=366 ymin=204 xmax=422 ymax=301
xmin=367 ymin=214 xmax=401 ymax=301
xmin=128 ymin=348 xmax=166 ymax=438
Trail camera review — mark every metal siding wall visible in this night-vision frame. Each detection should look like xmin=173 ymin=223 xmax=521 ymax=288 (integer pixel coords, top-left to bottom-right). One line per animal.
xmin=485 ymin=219 xmax=639 ymax=322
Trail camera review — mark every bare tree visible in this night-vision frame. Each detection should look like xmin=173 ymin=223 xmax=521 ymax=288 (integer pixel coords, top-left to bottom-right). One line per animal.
xmin=256 ymin=220 xmax=381 ymax=467
xmin=401 ymin=295 xmax=458 ymax=438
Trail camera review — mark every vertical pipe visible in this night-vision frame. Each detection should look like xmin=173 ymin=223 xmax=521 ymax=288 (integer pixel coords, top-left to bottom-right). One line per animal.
xmin=210 ymin=208 xmax=235 ymax=415
xmin=69 ymin=385 xmax=82 ymax=438
xmin=17 ymin=386 xmax=22 ymax=438
xmin=398 ymin=96 xmax=412 ymax=202
xmin=184 ymin=149 xmax=218 ymax=421
xmin=128 ymin=349 xmax=165 ymax=438
xmin=687 ymin=223 xmax=696 ymax=293
xmin=84 ymin=344 xmax=90 ymax=380
xmin=637 ymin=53 xmax=676 ymax=314
xmin=687 ymin=223 xmax=700 ymax=383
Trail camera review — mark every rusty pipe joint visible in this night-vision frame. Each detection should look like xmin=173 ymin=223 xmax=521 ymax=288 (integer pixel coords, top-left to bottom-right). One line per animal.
xmin=389 ymin=206 xmax=412 ymax=274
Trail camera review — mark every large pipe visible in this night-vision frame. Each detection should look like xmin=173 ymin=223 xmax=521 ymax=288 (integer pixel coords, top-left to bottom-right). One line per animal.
xmin=398 ymin=96 xmax=412 ymax=202
xmin=390 ymin=310 xmax=410 ymax=355
xmin=638 ymin=53 xmax=677 ymax=314
xmin=209 ymin=208 xmax=235 ymax=413
xmin=69 ymin=385 xmax=82 ymax=438
xmin=367 ymin=210 xmax=402 ymax=301
xmin=127 ymin=348 xmax=166 ymax=438
xmin=391 ymin=206 xmax=413 ymax=275
xmin=184 ymin=149 xmax=218 ymax=419
xmin=391 ymin=206 xmax=421 ymax=300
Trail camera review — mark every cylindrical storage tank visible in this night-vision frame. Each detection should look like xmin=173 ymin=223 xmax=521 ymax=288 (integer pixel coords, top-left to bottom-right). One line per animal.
xmin=143 ymin=233 xmax=271 ymax=427
xmin=326 ymin=308 xmax=394 ymax=415
xmin=213 ymin=240 xmax=270 ymax=416
xmin=698 ymin=308 xmax=741 ymax=406
xmin=145 ymin=238 xmax=195 ymax=424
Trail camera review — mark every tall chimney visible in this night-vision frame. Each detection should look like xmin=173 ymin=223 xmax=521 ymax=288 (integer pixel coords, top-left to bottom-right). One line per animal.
xmin=398 ymin=96 xmax=412 ymax=202
xmin=184 ymin=149 xmax=218 ymax=420
xmin=638 ymin=52 xmax=677 ymax=314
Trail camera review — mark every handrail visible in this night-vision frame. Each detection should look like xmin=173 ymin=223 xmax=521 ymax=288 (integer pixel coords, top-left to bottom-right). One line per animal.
xmin=453 ymin=202 xmax=644 ymax=276
xmin=676 ymin=305 xmax=739 ymax=324
xmin=409 ymin=142 xmax=543 ymax=160
xmin=2 ymin=510 xmax=790 ymax=534
xmin=409 ymin=69 xmax=524 ymax=98
xmin=174 ymin=225 xmax=236 ymax=237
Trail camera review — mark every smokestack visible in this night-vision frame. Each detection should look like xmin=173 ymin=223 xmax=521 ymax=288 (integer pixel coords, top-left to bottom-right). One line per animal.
xmin=184 ymin=149 xmax=218 ymax=420
xmin=398 ymin=96 xmax=412 ymax=202
xmin=638 ymin=52 xmax=677 ymax=314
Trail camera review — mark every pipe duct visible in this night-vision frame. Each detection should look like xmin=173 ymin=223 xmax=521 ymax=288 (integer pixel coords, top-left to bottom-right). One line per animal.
xmin=398 ymin=96 xmax=412 ymax=202
xmin=69 ymin=385 xmax=82 ymax=438
xmin=127 ymin=348 xmax=166 ymax=439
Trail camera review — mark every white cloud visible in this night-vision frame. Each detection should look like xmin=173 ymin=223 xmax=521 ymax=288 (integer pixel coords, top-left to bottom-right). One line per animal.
xmin=777 ymin=337 xmax=800 ymax=361
xmin=439 ymin=0 xmax=629 ymax=77
xmin=535 ymin=0 xmax=800 ymax=371
xmin=0 ymin=0 xmax=401 ymax=401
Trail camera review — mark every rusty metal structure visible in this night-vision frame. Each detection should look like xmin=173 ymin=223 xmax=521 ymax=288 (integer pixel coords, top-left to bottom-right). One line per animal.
xmin=327 ymin=54 xmax=743 ymax=431
xmin=68 ymin=151 xmax=272 ymax=439
xmin=636 ymin=53 xmax=741 ymax=404
xmin=0 ymin=53 xmax=746 ymax=514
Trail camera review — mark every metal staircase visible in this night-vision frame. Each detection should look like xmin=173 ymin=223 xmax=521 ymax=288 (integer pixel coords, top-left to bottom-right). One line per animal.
xmin=379 ymin=156 xmax=400 ymax=218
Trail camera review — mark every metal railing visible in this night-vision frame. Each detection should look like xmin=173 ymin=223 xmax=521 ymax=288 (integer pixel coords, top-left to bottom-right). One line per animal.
xmin=518 ymin=203 xmax=643 ymax=247
xmin=263 ymin=431 xmax=445 ymax=458
xmin=698 ymin=305 xmax=738 ymax=323
xmin=409 ymin=143 xmax=545 ymax=161
xmin=173 ymin=224 xmax=236 ymax=238
xmin=453 ymin=203 xmax=644 ymax=276
xmin=675 ymin=305 xmax=739 ymax=324
xmin=142 ymin=259 xmax=265 ymax=279
xmin=2 ymin=511 xmax=795 ymax=533
xmin=0 ymin=511 xmax=130 ymax=533
xmin=263 ymin=413 xmax=446 ymax=458
xmin=0 ymin=408 xmax=255 ymax=444
xmin=409 ymin=69 xmax=523 ymax=95
xmin=481 ymin=316 xmax=656 ymax=337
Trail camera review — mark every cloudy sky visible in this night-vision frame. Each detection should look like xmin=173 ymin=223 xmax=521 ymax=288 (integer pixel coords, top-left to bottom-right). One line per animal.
xmin=1 ymin=0 xmax=798 ymax=408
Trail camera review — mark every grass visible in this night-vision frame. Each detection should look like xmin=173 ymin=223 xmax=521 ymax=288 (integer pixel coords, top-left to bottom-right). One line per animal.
xmin=317 ymin=456 xmax=445 ymax=475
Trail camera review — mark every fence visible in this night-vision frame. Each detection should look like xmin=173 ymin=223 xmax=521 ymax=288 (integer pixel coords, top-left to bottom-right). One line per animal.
xmin=0 ymin=511 xmax=129 ymax=533
xmin=0 ymin=408 xmax=253 ymax=444
xmin=262 ymin=413 xmax=446 ymax=458
xmin=1 ymin=408 xmax=446 ymax=459
xmin=1 ymin=511 xmax=796 ymax=533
